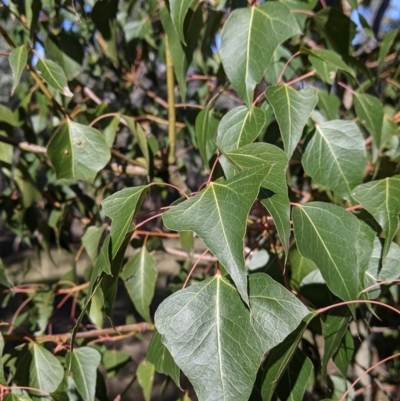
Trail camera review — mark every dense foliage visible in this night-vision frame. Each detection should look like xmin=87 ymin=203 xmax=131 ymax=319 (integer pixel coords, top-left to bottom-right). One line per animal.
xmin=0 ymin=0 xmax=399 ymax=400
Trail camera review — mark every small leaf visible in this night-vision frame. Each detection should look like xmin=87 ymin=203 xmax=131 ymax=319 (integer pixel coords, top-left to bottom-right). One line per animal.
xmin=170 ymin=0 xmax=197 ymax=44
xmin=9 ymin=45 xmax=28 ymax=95
xmin=0 ymin=258 xmax=13 ymax=288
xmin=354 ymin=93 xmax=384 ymax=150
xmin=378 ymin=28 xmax=398 ymax=70
xmin=137 ymin=360 xmax=155 ymax=401
xmin=47 ymin=120 xmax=111 ymax=183
xmin=147 ymin=329 xmax=180 ymax=387
xmin=0 ymin=332 xmax=6 ymax=384
xmin=220 ymin=2 xmax=300 ymax=107
xmin=302 ymin=120 xmax=366 ymax=200
xmin=216 ymin=105 xmax=267 ymax=153
xmin=265 ymin=85 xmax=318 ymax=158
xmin=352 ymin=176 xmax=400 ymax=260
xmin=122 ymin=247 xmax=158 ymax=322
xmin=29 ymin=343 xmax=64 ymax=393
xmin=68 ymin=347 xmax=101 ymax=401
xmin=317 ymin=90 xmax=340 ymax=120
xmin=293 ymin=202 xmax=366 ymax=301
xmin=102 ymin=186 xmax=149 ymax=257
xmin=36 ymin=58 xmax=73 ymax=97
xmin=163 ymin=168 xmax=266 ymax=304
xmin=289 ymin=248 xmax=318 ymax=292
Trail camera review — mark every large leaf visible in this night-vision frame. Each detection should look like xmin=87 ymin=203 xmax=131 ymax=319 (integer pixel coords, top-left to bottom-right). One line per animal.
xmin=220 ymin=2 xmax=300 ymax=107
xmin=29 ymin=344 xmax=64 ymax=393
xmin=354 ymin=93 xmax=384 ymax=150
xmin=292 ymin=202 xmax=368 ymax=301
xmin=302 ymin=120 xmax=366 ymax=200
xmin=36 ymin=58 xmax=73 ymax=97
xmin=352 ymin=176 xmax=400 ymax=260
xmin=163 ymin=168 xmax=266 ymax=304
xmin=170 ymin=0 xmax=197 ymax=44
xmin=101 ymin=185 xmax=149 ymax=257
xmin=216 ymin=105 xmax=268 ymax=152
xmin=122 ymin=247 xmax=158 ymax=322
xmin=223 ymin=143 xmax=290 ymax=252
xmin=265 ymin=85 xmax=318 ymax=158
xmin=155 ymin=273 xmax=308 ymax=401
xmin=9 ymin=45 xmax=28 ymax=95
xmin=47 ymin=121 xmax=111 ymax=183
xmin=68 ymin=347 xmax=101 ymax=401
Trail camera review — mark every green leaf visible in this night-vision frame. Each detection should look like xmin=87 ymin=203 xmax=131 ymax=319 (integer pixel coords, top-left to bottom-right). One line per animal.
xmin=265 ymin=85 xmax=318 ymax=158
xmin=36 ymin=58 xmax=73 ymax=97
xmin=155 ymin=273 xmax=308 ymax=401
xmin=216 ymin=105 xmax=268 ymax=152
xmin=159 ymin=7 xmax=187 ymax=101
xmin=378 ymin=28 xmax=398 ymax=70
xmin=68 ymin=347 xmax=101 ymax=401
xmin=170 ymin=0 xmax=197 ymax=44
xmin=147 ymin=329 xmax=180 ymax=387
xmin=137 ymin=360 xmax=155 ymax=401
xmin=163 ymin=168 xmax=266 ymax=304
xmin=302 ymin=120 xmax=366 ymax=200
xmin=293 ymin=202 xmax=367 ymax=301
xmin=102 ymin=185 xmax=149 ymax=257
xmin=122 ymin=246 xmax=158 ymax=322
xmin=261 ymin=319 xmax=310 ymax=401
xmin=317 ymin=90 xmax=340 ymax=120
xmin=102 ymin=350 xmax=131 ymax=378
xmin=288 ymin=248 xmax=318 ymax=292
xmin=0 ymin=105 xmax=22 ymax=127
xmin=223 ymin=143 xmax=290 ymax=252
xmin=354 ymin=93 xmax=384 ymax=150
xmin=29 ymin=343 xmax=64 ymax=393
xmin=313 ymin=8 xmax=357 ymax=56
xmin=9 ymin=45 xmax=28 ymax=95
xmin=47 ymin=121 xmax=111 ymax=183
xmin=321 ymin=308 xmax=351 ymax=381
xmin=3 ymin=394 xmax=32 ymax=401
xmin=0 ymin=332 xmax=6 ymax=385
xmin=275 ymin=349 xmax=313 ymax=401
xmin=333 ymin=330 xmax=354 ymax=378
xmin=195 ymin=106 xmax=219 ymax=169
xmin=352 ymin=176 xmax=400 ymax=260
xmin=220 ymin=2 xmax=300 ymax=107
xmin=310 ymin=55 xmax=337 ymax=84
xmin=82 ymin=226 xmax=106 ymax=265
xmin=0 ymin=258 xmax=13 ymax=288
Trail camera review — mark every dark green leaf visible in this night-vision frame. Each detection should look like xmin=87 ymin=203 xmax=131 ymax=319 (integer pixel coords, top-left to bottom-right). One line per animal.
xmin=82 ymin=226 xmax=106 ymax=265
xmin=302 ymin=120 xmax=366 ymax=200
xmin=163 ymin=168 xmax=267 ymax=304
xmin=47 ymin=121 xmax=111 ymax=183
xmin=220 ymin=2 xmax=300 ymax=107
xmin=137 ymin=360 xmax=155 ymax=401
xmin=317 ymin=90 xmax=340 ymax=120
xmin=170 ymin=0 xmax=197 ymax=44
xmin=0 ymin=258 xmax=13 ymax=288
xmin=9 ymin=45 xmax=28 ymax=95
xmin=124 ymin=116 xmax=150 ymax=171
xmin=289 ymin=248 xmax=318 ymax=292
xmin=68 ymin=347 xmax=101 ymax=401
xmin=301 ymin=48 xmax=354 ymax=75
xmin=36 ymin=58 xmax=72 ymax=97
xmin=352 ymin=176 xmax=400 ymax=260
xmin=122 ymin=247 xmax=158 ymax=322
xmin=333 ymin=330 xmax=354 ymax=378
xmin=265 ymin=85 xmax=318 ymax=158
xmin=0 ymin=332 xmax=5 ymax=385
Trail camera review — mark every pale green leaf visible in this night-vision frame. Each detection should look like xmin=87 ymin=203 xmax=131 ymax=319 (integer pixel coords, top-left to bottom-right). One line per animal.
xmin=9 ymin=45 xmax=28 ymax=95
xmin=0 ymin=105 xmax=22 ymax=127
xmin=29 ymin=343 xmax=64 ymax=393
xmin=82 ymin=226 xmax=106 ymax=265
xmin=163 ymin=168 xmax=266 ymax=304
xmin=216 ymin=105 xmax=267 ymax=152
xmin=68 ymin=347 xmax=101 ymax=401
xmin=354 ymin=93 xmax=384 ymax=150
xmin=352 ymin=176 xmax=400 ymax=260
xmin=293 ymin=202 xmax=366 ymax=301
xmin=155 ymin=273 xmax=308 ymax=401
xmin=101 ymin=185 xmax=149 ymax=257
xmin=378 ymin=28 xmax=398 ymax=70
xmin=147 ymin=330 xmax=180 ymax=387
xmin=310 ymin=55 xmax=337 ymax=84
xmin=47 ymin=121 xmax=111 ymax=183
xmin=220 ymin=2 xmax=300 ymax=107
xmin=301 ymin=48 xmax=354 ymax=75
xmin=302 ymin=120 xmax=366 ymax=200
xmin=36 ymin=58 xmax=73 ymax=97
xmin=170 ymin=0 xmax=197 ymax=44
xmin=137 ymin=360 xmax=155 ymax=401
xmin=317 ymin=90 xmax=340 ymax=120
xmin=3 ymin=394 xmax=32 ymax=401
xmin=0 ymin=258 xmax=13 ymax=288
xmin=265 ymin=85 xmax=318 ymax=158
xmin=122 ymin=247 xmax=158 ymax=322
xmin=288 ymin=248 xmax=318 ymax=292
xmin=223 ymin=143 xmax=290 ymax=252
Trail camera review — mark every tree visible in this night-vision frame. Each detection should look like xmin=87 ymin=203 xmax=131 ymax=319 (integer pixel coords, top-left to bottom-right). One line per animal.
xmin=0 ymin=0 xmax=399 ymax=400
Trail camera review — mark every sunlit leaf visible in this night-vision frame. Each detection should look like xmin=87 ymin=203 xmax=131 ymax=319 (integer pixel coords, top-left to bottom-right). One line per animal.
xmin=122 ymin=247 xmax=158 ymax=322
xmin=265 ymin=85 xmax=318 ymax=158
xmin=220 ymin=2 xmax=300 ymax=107
xmin=163 ymin=168 xmax=266 ymax=304
xmin=36 ymin=58 xmax=73 ymax=97
xmin=82 ymin=226 xmax=106 ymax=265
xmin=9 ymin=45 xmax=28 ymax=95
xmin=47 ymin=121 xmax=111 ymax=183
xmin=301 ymin=48 xmax=354 ymax=75
xmin=352 ymin=176 xmax=400 ymax=260
xmin=137 ymin=360 xmax=155 ymax=401
xmin=302 ymin=120 xmax=366 ymax=200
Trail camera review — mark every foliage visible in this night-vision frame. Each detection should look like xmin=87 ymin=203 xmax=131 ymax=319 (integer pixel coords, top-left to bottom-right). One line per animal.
xmin=0 ymin=0 xmax=399 ymax=400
